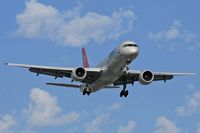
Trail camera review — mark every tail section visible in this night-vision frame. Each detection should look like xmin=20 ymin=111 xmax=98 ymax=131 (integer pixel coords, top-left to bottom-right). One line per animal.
xmin=82 ymin=48 xmax=90 ymax=68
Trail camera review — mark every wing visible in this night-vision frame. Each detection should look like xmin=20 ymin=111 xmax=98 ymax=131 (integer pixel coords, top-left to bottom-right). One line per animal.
xmin=6 ymin=63 xmax=102 ymax=84
xmin=113 ymin=70 xmax=195 ymax=85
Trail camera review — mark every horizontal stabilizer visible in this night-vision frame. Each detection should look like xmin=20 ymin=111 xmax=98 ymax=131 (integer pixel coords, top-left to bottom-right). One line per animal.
xmin=46 ymin=83 xmax=80 ymax=88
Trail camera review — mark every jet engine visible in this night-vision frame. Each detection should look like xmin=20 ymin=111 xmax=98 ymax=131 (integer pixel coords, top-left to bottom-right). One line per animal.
xmin=71 ymin=67 xmax=87 ymax=82
xmin=139 ymin=70 xmax=154 ymax=85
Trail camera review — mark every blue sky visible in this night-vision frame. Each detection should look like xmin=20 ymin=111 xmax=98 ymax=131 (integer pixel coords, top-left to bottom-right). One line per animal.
xmin=0 ymin=0 xmax=200 ymax=133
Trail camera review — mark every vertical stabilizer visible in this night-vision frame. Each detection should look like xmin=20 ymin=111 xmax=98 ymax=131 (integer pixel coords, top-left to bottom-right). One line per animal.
xmin=82 ymin=48 xmax=90 ymax=68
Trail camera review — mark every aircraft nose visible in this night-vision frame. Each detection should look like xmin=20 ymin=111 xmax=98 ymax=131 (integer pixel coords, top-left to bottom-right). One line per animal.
xmin=120 ymin=47 xmax=139 ymax=59
xmin=127 ymin=47 xmax=139 ymax=57
xmin=120 ymin=42 xmax=140 ymax=57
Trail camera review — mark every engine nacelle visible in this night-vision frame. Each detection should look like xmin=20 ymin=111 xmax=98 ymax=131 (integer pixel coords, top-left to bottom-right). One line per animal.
xmin=139 ymin=70 xmax=154 ymax=85
xmin=71 ymin=67 xmax=87 ymax=82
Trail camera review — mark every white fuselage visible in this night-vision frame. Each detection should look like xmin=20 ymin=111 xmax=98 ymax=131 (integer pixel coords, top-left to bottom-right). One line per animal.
xmin=86 ymin=41 xmax=139 ymax=92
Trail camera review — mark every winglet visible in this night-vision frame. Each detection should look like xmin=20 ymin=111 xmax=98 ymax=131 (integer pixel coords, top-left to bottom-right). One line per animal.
xmin=82 ymin=48 xmax=90 ymax=68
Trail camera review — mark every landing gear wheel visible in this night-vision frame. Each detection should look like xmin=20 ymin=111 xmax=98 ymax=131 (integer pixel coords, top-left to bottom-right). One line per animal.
xmin=120 ymin=90 xmax=129 ymax=97
xmin=83 ymin=90 xmax=86 ymax=95
xmin=124 ymin=90 xmax=129 ymax=97
xmin=83 ymin=88 xmax=91 ymax=96
xmin=120 ymin=90 xmax=124 ymax=97
xmin=86 ymin=91 xmax=91 ymax=95
xmin=126 ymin=60 xmax=131 ymax=65
xmin=125 ymin=66 xmax=129 ymax=71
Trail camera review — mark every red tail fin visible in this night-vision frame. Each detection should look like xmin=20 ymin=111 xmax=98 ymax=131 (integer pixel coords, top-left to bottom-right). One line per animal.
xmin=82 ymin=48 xmax=90 ymax=68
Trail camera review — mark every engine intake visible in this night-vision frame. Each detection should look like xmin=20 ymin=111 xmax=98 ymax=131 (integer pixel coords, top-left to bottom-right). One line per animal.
xmin=139 ymin=70 xmax=154 ymax=85
xmin=71 ymin=67 xmax=87 ymax=82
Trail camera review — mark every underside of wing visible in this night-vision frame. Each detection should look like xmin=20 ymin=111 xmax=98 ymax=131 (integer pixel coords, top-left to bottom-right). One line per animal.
xmin=113 ymin=70 xmax=195 ymax=86
xmin=6 ymin=63 xmax=73 ymax=77
xmin=6 ymin=63 xmax=102 ymax=84
xmin=153 ymin=72 xmax=195 ymax=81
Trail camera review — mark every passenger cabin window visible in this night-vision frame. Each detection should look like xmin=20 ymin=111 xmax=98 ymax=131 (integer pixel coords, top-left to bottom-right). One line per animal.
xmin=123 ymin=44 xmax=137 ymax=47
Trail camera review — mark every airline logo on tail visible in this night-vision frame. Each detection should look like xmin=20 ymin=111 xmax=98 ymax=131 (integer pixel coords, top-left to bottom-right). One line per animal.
xmin=82 ymin=48 xmax=90 ymax=68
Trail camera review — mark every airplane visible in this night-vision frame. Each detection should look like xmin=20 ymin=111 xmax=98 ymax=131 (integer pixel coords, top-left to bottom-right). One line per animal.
xmin=6 ymin=41 xmax=195 ymax=97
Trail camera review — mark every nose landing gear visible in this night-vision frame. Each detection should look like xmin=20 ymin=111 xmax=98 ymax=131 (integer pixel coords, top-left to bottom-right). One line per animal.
xmin=119 ymin=62 xmax=135 ymax=98
xmin=126 ymin=60 xmax=131 ymax=65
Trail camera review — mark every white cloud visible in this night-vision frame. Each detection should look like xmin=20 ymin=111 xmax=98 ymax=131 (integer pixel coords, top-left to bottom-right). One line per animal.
xmin=16 ymin=0 xmax=135 ymax=46
xmin=117 ymin=120 xmax=136 ymax=133
xmin=197 ymin=123 xmax=200 ymax=133
xmin=149 ymin=20 xmax=181 ymax=41
xmin=0 ymin=114 xmax=16 ymax=133
xmin=19 ymin=129 xmax=37 ymax=133
xmin=24 ymin=88 xmax=80 ymax=127
xmin=84 ymin=103 xmax=135 ymax=133
xmin=153 ymin=116 xmax=180 ymax=133
xmin=107 ymin=102 xmax=123 ymax=111
xmin=149 ymin=20 xmax=200 ymax=51
xmin=85 ymin=113 xmax=109 ymax=133
xmin=176 ymin=91 xmax=200 ymax=116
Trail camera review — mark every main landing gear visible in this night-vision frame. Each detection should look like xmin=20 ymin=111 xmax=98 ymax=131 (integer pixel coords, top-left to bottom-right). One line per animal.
xmin=83 ymin=88 xmax=91 ymax=96
xmin=120 ymin=72 xmax=129 ymax=97
xmin=120 ymin=83 xmax=129 ymax=97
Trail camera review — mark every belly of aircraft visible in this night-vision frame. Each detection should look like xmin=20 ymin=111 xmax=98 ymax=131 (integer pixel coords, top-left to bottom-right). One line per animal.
xmin=91 ymin=73 xmax=120 ymax=92
xmin=91 ymin=62 xmax=125 ymax=91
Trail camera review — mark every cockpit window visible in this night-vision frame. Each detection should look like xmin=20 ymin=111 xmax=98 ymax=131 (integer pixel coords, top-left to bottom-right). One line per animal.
xmin=123 ymin=44 xmax=138 ymax=47
xmin=133 ymin=44 xmax=138 ymax=47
